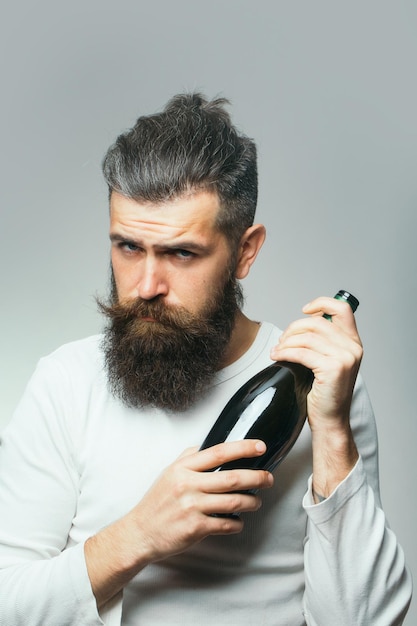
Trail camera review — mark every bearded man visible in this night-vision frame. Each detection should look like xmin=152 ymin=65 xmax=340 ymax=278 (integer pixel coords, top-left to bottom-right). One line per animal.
xmin=0 ymin=94 xmax=411 ymax=626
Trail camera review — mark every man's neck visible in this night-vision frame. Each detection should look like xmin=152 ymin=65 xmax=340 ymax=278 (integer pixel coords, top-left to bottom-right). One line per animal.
xmin=220 ymin=311 xmax=260 ymax=368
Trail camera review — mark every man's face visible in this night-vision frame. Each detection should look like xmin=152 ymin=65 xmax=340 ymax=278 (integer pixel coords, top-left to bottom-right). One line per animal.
xmin=109 ymin=190 xmax=233 ymax=317
xmin=100 ymin=190 xmax=243 ymax=411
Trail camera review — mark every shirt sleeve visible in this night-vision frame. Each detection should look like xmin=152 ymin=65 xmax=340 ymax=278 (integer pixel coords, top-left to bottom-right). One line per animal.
xmin=0 ymin=356 xmax=105 ymax=626
xmin=301 ymin=375 xmax=412 ymax=625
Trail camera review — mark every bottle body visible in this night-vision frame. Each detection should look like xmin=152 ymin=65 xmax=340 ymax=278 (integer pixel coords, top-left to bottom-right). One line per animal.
xmin=199 ymin=290 xmax=359 ymax=473
xmin=200 ymin=363 xmax=313 ymax=472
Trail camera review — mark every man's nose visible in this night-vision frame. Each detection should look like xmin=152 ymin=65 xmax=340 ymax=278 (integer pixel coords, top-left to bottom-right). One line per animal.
xmin=136 ymin=258 xmax=168 ymax=301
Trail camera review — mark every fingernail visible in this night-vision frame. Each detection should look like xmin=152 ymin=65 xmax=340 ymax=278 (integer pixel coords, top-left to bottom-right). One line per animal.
xmin=255 ymin=441 xmax=266 ymax=452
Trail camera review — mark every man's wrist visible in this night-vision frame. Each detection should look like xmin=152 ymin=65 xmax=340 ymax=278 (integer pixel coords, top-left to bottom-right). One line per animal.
xmin=311 ymin=424 xmax=359 ymax=500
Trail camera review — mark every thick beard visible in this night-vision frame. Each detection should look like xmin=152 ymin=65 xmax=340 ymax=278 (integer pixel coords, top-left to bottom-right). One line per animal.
xmin=98 ymin=272 xmax=243 ymax=412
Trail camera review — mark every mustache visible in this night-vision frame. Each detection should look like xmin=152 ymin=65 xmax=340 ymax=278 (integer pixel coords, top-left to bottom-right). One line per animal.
xmin=97 ymin=296 xmax=213 ymax=335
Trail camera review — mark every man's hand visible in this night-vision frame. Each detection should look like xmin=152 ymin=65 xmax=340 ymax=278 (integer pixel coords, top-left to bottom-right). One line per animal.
xmin=85 ymin=439 xmax=273 ymax=608
xmin=270 ymin=296 xmax=363 ymax=501
xmin=128 ymin=440 xmax=273 ymax=560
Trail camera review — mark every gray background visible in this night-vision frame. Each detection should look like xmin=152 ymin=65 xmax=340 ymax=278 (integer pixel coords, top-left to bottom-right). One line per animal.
xmin=1 ymin=0 xmax=416 ymax=622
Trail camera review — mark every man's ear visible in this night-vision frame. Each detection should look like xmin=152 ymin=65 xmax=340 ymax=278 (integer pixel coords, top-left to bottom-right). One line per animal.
xmin=235 ymin=224 xmax=266 ymax=279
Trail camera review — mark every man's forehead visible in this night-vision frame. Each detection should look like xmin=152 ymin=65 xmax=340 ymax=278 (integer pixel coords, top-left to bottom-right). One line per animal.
xmin=108 ymin=191 xmax=230 ymax=254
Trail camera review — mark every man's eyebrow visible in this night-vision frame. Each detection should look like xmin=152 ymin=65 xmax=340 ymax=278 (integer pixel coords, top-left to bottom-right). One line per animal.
xmin=109 ymin=233 xmax=212 ymax=254
xmin=160 ymin=240 xmax=213 ymax=254
xmin=110 ymin=233 xmax=135 ymax=243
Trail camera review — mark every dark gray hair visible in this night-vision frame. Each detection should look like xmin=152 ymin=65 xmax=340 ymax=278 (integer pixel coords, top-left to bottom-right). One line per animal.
xmin=102 ymin=93 xmax=258 ymax=249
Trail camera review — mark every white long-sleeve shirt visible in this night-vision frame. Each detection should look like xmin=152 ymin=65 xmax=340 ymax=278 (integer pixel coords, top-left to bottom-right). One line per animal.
xmin=0 ymin=322 xmax=412 ymax=625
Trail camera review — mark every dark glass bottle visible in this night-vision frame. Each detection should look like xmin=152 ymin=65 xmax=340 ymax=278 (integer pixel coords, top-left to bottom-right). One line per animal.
xmin=200 ymin=290 xmax=359 ymax=474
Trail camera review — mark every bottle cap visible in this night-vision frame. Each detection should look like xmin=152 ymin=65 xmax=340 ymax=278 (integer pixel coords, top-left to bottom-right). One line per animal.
xmin=334 ymin=290 xmax=359 ymax=313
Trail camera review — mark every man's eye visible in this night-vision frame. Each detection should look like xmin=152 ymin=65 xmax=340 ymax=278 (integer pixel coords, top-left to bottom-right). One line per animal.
xmin=120 ymin=242 xmax=139 ymax=252
xmin=174 ymin=249 xmax=194 ymax=259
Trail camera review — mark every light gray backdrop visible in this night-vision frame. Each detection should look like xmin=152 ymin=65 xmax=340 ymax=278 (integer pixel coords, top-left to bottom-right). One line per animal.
xmin=1 ymin=0 xmax=416 ymax=622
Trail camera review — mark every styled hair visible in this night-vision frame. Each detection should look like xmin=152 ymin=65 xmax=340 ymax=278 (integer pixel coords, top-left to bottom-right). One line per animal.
xmin=102 ymin=93 xmax=258 ymax=248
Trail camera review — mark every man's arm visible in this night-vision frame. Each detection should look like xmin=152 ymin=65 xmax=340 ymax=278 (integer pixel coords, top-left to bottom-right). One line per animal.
xmin=271 ymin=296 xmax=412 ymax=623
xmin=0 ymin=358 xmax=272 ymax=624
xmin=0 ymin=357 xmax=103 ymax=626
